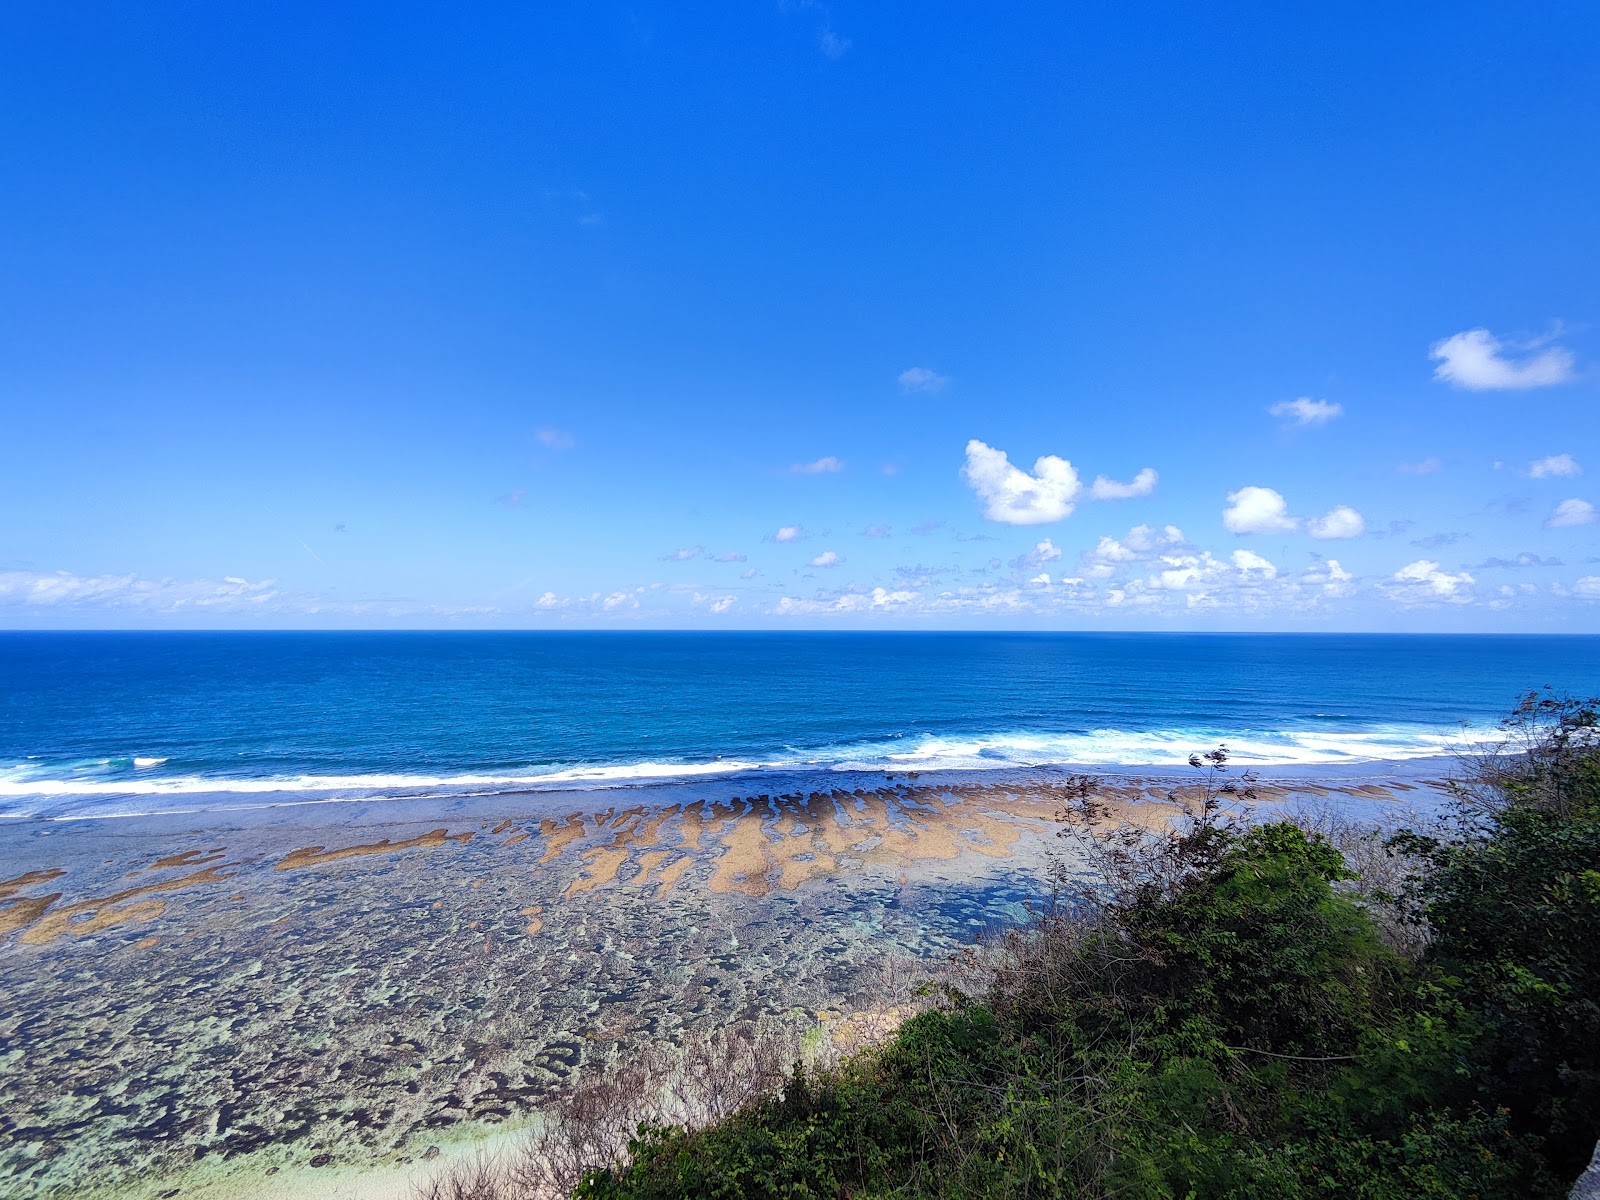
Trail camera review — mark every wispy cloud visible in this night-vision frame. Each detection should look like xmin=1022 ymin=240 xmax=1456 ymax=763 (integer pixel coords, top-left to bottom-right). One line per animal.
xmin=1430 ymin=327 xmax=1576 ymax=391
xmin=1398 ymin=457 xmax=1443 ymax=475
xmin=536 ymin=428 xmax=576 ymax=450
xmin=712 ymin=551 xmax=747 ymax=563
xmin=792 ymin=455 xmax=844 ymax=474
xmin=0 ymin=570 xmax=284 ymax=613
xmin=661 ymin=546 xmax=702 ymax=561
xmin=862 ymin=524 xmax=892 ymax=538
xmin=818 ymin=27 xmax=851 ymax=57
xmin=898 ymin=367 xmax=950 ymax=394
xmin=1547 ymin=498 xmax=1597 ymax=528
xmin=1088 ymin=468 xmax=1158 ymax=500
xmin=1476 ymin=553 xmax=1564 ymax=569
xmin=1529 ymin=453 xmax=1581 ymax=479
xmin=1269 ymin=397 xmax=1343 ymax=427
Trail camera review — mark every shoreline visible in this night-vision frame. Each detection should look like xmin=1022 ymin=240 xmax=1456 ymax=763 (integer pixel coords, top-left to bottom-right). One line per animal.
xmin=1 ymin=766 xmax=1453 ymax=1199
xmin=0 ymin=753 xmax=1463 ymax=828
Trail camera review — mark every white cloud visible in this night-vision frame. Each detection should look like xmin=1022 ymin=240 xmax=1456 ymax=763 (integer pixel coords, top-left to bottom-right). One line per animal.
xmin=534 ymin=591 xmax=567 ymax=609
xmin=1303 ymin=559 xmax=1355 ymax=597
xmin=899 ymin=367 xmax=950 ymax=394
xmin=1307 ymin=505 xmax=1366 ymax=540
xmin=713 ymin=551 xmax=747 ymax=562
xmin=0 ymin=570 xmax=281 ymax=612
xmin=810 ymin=550 xmax=843 ymax=567
xmin=1269 ymin=397 xmax=1343 ymax=427
xmin=1547 ymin=498 xmax=1597 ymax=528
xmin=601 ymin=591 xmax=638 ymax=610
xmin=1529 ymin=454 xmax=1582 ymax=479
xmin=961 ymin=439 xmax=1081 ymax=525
xmin=1391 ymin=560 xmax=1475 ymax=601
xmin=1574 ymin=576 xmax=1600 ymax=599
xmin=766 ymin=525 xmax=809 ymax=543
xmin=1010 ymin=538 xmax=1063 ymax=571
xmin=792 ymin=456 xmax=844 ymax=474
xmin=1028 ymin=573 xmax=1053 ymax=587
xmin=1430 ymin=328 xmax=1576 ymax=391
xmin=1398 ymin=457 xmax=1443 ymax=475
xmin=1223 ymin=486 xmax=1298 ymax=535
xmin=663 ymin=546 xmax=702 ymax=561
xmin=1230 ymin=549 xmax=1278 ymax=579
xmin=740 ymin=568 xmax=759 ymax=579
xmin=1088 ymin=467 xmax=1159 ymax=500
xmin=536 ymin=427 xmax=576 ymax=449
xmin=818 ymin=27 xmax=851 ymax=58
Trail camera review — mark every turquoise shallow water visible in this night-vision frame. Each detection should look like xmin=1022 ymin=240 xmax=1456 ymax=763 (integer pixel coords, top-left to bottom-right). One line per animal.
xmin=2 ymin=631 xmax=1596 ymax=818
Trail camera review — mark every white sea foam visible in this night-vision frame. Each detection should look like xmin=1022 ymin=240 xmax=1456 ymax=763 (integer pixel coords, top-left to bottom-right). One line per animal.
xmin=0 ymin=725 xmax=1478 ymax=811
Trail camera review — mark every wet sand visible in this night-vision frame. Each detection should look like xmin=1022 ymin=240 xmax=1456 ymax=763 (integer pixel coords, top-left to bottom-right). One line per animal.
xmin=0 ymin=768 xmax=1445 ymax=1199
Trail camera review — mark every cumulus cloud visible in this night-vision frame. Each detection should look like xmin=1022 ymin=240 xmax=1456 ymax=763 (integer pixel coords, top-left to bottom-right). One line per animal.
xmin=766 ymin=525 xmax=809 ymax=543
xmin=1269 ymin=397 xmax=1343 ymax=427
xmin=1230 ymin=549 xmax=1278 ymax=579
xmin=1303 ymin=559 xmax=1355 ymax=596
xmin=962 ymin=440 xmax=1081 ymax=525
xmin=1307 ymin=505 xmax=1367 ymax=540
xmin=1574 ymin=576 xmax=1600 ymax=599
xmin=1529 ymin=454 xmax=1582 ymax=479
xmin=662 ymin=546 xmax=702 ymax=561
xmin=1223 ymin=487 xmax=1298 ymax=535
xmin=536 ymin=428 xmax=576 ymax=449
xmin=601 ymin=591 xmax=638 ymax=610
xmin=1082 ymin=525 xmax=1186 ymax=578
xmin=959 ymin=441 xmax=1159 ymax=524
xmin=1430 ymin=328 xmax=1576 ymax=391
xmin=1088 ymin=468 xmax=1159 ymax=500
xmin=810 ymin=550 xmax=843 ymax=567
xmin=899 ymin=367 xmax=950 ymax=394
xmin=792 ymin=456 xmax=844 ymax=474
xmin=1223 ymin=488 xmax=1364 ymax=539
xmin=1547 ymin=498 xmax=1598 ymax=528
xmin=1391 ymin=560 xmax=1475 ymax=602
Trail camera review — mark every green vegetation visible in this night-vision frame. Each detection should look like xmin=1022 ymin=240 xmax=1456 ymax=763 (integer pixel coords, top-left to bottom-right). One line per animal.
xmin=574 ymin=694 xmax=1600 ymax=1199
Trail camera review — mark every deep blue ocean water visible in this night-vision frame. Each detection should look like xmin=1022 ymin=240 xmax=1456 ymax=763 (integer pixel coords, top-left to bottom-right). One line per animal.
xmin=2 ymin=632 xmax=1597 ymax=819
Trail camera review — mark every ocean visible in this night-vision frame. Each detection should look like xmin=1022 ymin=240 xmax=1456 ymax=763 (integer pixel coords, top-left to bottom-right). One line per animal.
xmin=3 ymin=631 xmax=1597 ymax=820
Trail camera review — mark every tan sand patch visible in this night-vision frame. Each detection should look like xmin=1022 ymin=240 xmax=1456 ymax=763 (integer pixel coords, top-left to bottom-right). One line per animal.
xmin=18 ymin=865 xmax=237 ymax=945
xmin=276 ymin=830 xmax=473 ymax=871
xmin=0 ymin=868 xmax=66 ymax=899
xmin=650 ymin=855 xmax=693 ymax=898
xmin=564 ymin=845 xmax=632 ymax=897
xmin=150 ymin=849 xmax=228 ymax=870
xmin=537 ymin=814 xmax=586 ymax=864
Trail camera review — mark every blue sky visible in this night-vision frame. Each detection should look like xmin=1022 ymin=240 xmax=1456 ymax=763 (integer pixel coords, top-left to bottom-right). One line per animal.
xmin=2 ymin=1 xmax=1597 ymax=630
